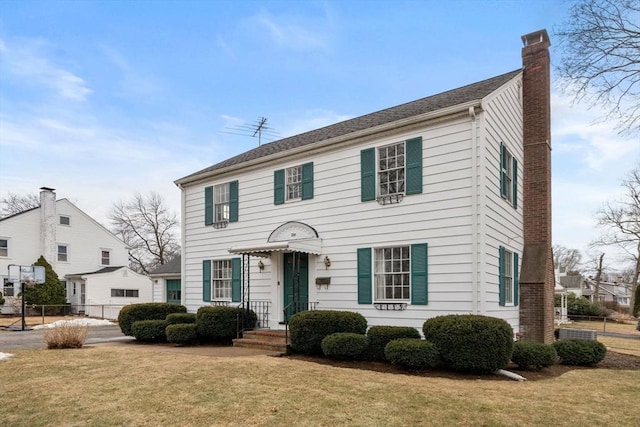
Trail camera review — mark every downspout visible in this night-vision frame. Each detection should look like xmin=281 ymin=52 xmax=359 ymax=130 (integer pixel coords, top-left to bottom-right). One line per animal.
xmin=469 ymin=106 xmax=479 ymax=314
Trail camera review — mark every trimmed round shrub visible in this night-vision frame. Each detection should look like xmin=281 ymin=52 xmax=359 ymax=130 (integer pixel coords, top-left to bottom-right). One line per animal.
xmin=166 ymin=323 xmax=198 ymax=345
xmin=384 ymin=338 xmax=439 ymax=371
xmin=552 ymin=339 xmax=607 ymax=366
xmin=367 ymin=326 xmax=421 ymax=360
xmin=511 ymin=341 xmax=557 ymax=370
xmin=423 ymin=314 xmax=514 ymax=373
xmin=196 ymin=306 xmax=257 ymax=342
xmin=131 ymin=319 xmax=167 ymax=342
xmin=321 ymin=333 xmax=369 ymax=360
xmin=166 ymin=312 xmax=197 ymax=325
xmin=289 ymin=310 xmax=368 ymax=355
xmin=118 ymin=303 xmax=187 ymax=336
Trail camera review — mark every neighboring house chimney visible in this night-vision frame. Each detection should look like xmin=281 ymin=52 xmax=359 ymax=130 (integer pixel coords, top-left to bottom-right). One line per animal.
xmin=519 ymin=30 xmax=555 ymax=344
xmin=40 ymin=187 xmax=57 ymax=265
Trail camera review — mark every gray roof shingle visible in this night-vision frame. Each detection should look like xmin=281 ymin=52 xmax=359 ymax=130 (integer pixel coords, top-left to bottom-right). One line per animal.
xmin=177 ymin=69 xmax=521 ymax=184
xmin=148 ymin=256 xmax=181 ymax=275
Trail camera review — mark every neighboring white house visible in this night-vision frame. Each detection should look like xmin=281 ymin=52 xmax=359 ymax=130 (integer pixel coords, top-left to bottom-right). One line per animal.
xmin=174 ymin=31 xmax=555 ymax=341
xmin=148 ymin=255 xmax=182 ymax=304
xmin=0 ymin=187 xmax=134 ymax=314
xmin=66 ymin=266 xmax=152 ymax=320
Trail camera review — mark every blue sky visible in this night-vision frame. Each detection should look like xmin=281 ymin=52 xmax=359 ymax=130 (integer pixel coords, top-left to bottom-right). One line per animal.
xmin=1 ymin=0 xmax=638 ymax=271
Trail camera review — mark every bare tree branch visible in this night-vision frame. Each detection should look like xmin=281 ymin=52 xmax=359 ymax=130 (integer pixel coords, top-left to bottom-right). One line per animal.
xmin=109 ymin=192 xmax=180 ymax=274
xmin=592 ymin=166 xmax=640 ymax=312
xmin=555 ymin=0 xmax=640 ymax=136
xmin=0 ymin=192 xmax=39 ymax=217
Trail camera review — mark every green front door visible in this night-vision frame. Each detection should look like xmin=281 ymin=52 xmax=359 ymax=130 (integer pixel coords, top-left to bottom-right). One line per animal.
xmin=166 ymin=279 xmax=181 ymax=304
xmin=284 ymin=252 xmax=309 ymax=322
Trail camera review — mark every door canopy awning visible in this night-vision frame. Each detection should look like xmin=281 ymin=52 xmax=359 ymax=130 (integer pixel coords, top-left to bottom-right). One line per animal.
xmin=228 ymin=239 xmax=322 ymax=258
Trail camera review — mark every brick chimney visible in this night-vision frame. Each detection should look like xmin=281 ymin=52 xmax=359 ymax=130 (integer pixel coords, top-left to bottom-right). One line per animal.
xmin=519 ymin=30 xmax=555 ymax=343
xmin=39 ymin=187 xmax=57 ymax=265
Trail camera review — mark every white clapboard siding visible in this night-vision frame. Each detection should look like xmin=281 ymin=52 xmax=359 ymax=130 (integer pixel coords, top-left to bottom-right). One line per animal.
xmin=181 ymin=75 xmax=525 ymax=331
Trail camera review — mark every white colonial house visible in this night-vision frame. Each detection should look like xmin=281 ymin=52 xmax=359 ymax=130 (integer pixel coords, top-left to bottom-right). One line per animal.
xmin=175 ymin=31 xmax=555 ymax=341
xmin=0 ymin=187 xmax=151 ymax=316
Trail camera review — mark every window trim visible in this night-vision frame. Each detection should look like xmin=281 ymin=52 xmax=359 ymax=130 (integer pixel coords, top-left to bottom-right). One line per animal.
xmin=59 ymin=215 xmax=71 ymax=226
xmin=57 ymin=244 xmax=69 ymax=262
xmin=374 ymin=245 xmax=411 ymax=302
xmin=500 ymin=143 xmax=518 ymax=208
xmin=0 ymin=238 xmax=8 ymax=257
xmin=110 ymin=289 xmax=139 ymax=298
xmin=101 ymin=250 xmax=111 ymax=266
xmin=499 ymin=246 xmax=519 ymax=306
xmin=211 ymin=259 xmax=232 ymax=301
xmin=286 ymin=165 xmax=302 ymax=201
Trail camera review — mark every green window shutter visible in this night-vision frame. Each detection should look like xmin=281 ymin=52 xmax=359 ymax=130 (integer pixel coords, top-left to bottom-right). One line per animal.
xmin=202 ymin=260 xmax=211 ymax=302
xmin=357 ymin=248 xmax=372 ymax=304
xmin=500 ymin=143 xmax=507 ymax=199
xmin=512 ymin=158 xmax=518 ymax=209
xmin=513 ymin=252 xmax=519 ymax=306
xmin=274 ymin=169 xmax=285 ymax=205
xmin=204 ymin=186 xmax=213 ymax=225
xmin=498 ymin=246 xmax=506 ymax=306
xmin=405 ymin=137 xmax=423 ymax=195
xmin=231 ymin=258 xmax=242 ymax=302
xmin=361 ymin=148 xmax=375 ymax=202
xmin=411 ymin=243 xmax=428 ymax=305
xmin=229 ymin=180 xmax=239 ymax=222
xmin=301 ymin=162 xmax=314 ymax=200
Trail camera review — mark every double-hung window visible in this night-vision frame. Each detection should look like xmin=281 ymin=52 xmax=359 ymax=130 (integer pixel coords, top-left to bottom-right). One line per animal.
xmin=375 ymin=246 xmax=410 ymax=300
xmin=214 ymin=183 xmax=230 ymax=223
xmin=361 ymin=136 xmax=423 ymax=203
xmin=274 ymin=162 xmax=314 ymax=205
xmin=378 ymin=143 xmax=405 ymax=196
xmin=101 ymin=250 xmax=111 ymax=266
xmin=204 ymin=181 xmax=239 ymax=226
xmin=357 ymin=243 xmax=428 ymax=306
xmin=59 ymin=215 xmax=70 ymax=226
xmin=498 ymin=246 xmax=519 ymax=306
xmin=0 ymin=239 xmax=7 ymax=257
xmin=212 ymin=259 xmax=232 ymax=300
xmin=286 ymin=166 xmax=302 ymax=200
xmin=58 ymin=245 xmax=68 ymax=262
xmin=3 ymin=279 xmax=14 ymax=297
xmin=500 ymin=143 xmax=518 ymax=208
xmin=202 ymin=258 xmax=242 ymax=302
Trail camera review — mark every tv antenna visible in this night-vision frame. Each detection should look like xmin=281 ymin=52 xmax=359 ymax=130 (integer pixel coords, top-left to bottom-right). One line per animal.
xmin=222 ymin=116 xmax=280 ymax=146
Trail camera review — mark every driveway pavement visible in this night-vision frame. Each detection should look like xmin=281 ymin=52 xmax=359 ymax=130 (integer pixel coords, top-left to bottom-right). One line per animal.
xmin=0 ymin=325 xmax=132 ymax=350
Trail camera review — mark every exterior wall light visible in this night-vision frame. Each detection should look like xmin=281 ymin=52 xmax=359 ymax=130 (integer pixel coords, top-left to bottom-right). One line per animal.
xmin=257 ymin=260 xmax=265 ymax=271
xmin=324 ymin=256 xmax=331 ymax=269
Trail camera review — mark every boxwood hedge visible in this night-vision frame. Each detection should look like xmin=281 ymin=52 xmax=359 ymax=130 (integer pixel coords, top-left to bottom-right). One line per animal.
xmin=321 ymin=333 xmax=369 ymax=360
xmin=166 ymin=312 xmax=197 ymax=325
xmin=289 ymin=310 xmax=367 ymax=355
xmin=552 ymin=339 xmax=607 ymax=366
xmin=367 ymin=326 xmax=421 ymax=360
xmin=384 ymin=338 xmax=439 ymax=371
xmin=118 ymin=303 xmax=186 ymax=336
xmin=196 ymin=306 xmax=257 ymax=342
xmin=511 ymin=341 xmax=557 ymax=370
xmin=423 ymin=314 xmax=514 ymax=373
xmin=131 ymin=319 xmax=167 ymax=342
xmin=166 ymin=323 xmax=198 ymax=345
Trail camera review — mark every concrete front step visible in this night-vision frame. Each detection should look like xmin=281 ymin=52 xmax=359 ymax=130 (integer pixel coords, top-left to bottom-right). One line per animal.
xmin=233 ymin=329 xmax=289 ymax=353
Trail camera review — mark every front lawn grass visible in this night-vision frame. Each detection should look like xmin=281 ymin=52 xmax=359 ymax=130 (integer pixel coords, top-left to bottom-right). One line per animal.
xmin=1 ymin=345 xmax=639 ymax=426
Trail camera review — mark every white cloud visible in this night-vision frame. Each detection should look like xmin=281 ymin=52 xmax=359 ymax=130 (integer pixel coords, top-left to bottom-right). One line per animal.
xmin=551 ymin=92 xmax=639 ymax=171
xmin=250 ymin=9 xmax=331 ymax=51
xmin=0 ymin=37 xmax=92 ymax=101
xmin=101 ymin=45 xmax=163 ymax=101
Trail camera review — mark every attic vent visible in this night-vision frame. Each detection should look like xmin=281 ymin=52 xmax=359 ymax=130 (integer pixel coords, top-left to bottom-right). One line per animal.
xmin=558 ymin=328 xmax=597 ymax=340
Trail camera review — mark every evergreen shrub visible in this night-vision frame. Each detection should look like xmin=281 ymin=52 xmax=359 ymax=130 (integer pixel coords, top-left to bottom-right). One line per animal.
xmin=196 ymin=306 xmax=257 ymax=342
xmin=289 ymin=310 xmax=367 ymax=355
xmin=511 ymin=341 xmax=557 ymax=370
xmin=321 ymin=333 xmax=369 ymax=360
xmin=384 ymin=338 xmax=439 ymax=371
xmin=367 ymin=326 xmax=421 ymax=360
xmin=131 ymin=319 xmax=167 ymax=342
xmin=552 ymin=339 xmax=607 ymax=366
xmin=166 ymin=323 xmax=198 ymax=345
xmin=118 ymin=303 xmax=187 ymax=336
xmin=166 ymin=312 xmax=196 ymax=325
xmin=423 ymin=314 xmax=514 ymax=373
